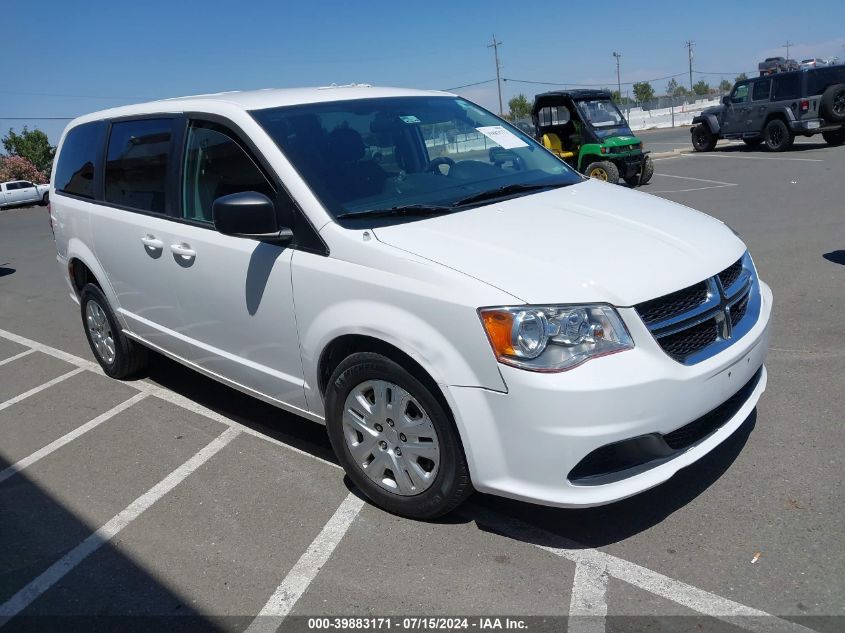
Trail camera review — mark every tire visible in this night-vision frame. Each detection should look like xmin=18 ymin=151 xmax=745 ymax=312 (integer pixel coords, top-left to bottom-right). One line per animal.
xmin=822 ymin=129 xmax=845 ymax=146
xmin=622 ymin=155 xmax=653 ymax=187
xmin=80 ymin=283 xmax=148 ymax=378
xmin=325 ymin=352 xmax=472 ymax=519
xmin=691 ymin=124 xmax=717 ymax=152
xmin=819 ymin=83 xmax=845 ymax=123
xmin=584 ymin=160 xmax=620 ymax=184
xmin=742 ymin=138 xmax=763 ymax=147
xmin=39 ymin=193 xmax=49 ymax=206
xmin=763 ymin=119 xmax=793 ymax=151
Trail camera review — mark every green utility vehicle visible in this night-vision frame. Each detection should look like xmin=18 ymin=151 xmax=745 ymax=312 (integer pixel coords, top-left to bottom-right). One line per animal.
xmin=531 ymin=90 xmax=653 ymax=186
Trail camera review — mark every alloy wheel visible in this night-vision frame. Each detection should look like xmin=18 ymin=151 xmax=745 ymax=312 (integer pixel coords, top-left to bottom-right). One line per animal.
xmin=342 ymin=380 xmax=440 ymax=496
xmin=86 ymin=300 xmax=116 ymax=364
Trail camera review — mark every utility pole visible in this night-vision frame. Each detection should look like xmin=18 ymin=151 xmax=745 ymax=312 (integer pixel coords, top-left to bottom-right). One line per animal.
xmin=782 ymin=40 xmax=793 ymax=59
xmin=488 ymin=35 xmax=504 ymax=116
xmin=612 ymin=52 xmax=622 ymax=100
xmin=685 ymin=40 xmax=695 ymax=93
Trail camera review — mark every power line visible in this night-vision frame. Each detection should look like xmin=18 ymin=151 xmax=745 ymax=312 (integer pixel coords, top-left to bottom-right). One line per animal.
xmin=443 ymin=78 xmax=497 ymax=91
xmin=487 ymin=35 xmax=504 ymax=115
xmin=502 ymin=71 xmax=687 ymax=88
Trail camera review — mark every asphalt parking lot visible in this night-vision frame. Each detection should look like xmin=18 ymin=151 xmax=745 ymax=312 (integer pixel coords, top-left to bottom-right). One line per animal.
xmin=1 ymin=137 xmax=843 ymax=633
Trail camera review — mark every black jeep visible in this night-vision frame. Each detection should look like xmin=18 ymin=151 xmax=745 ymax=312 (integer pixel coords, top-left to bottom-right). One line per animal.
xmin=690 ymin=65 xmax=845 ymax=152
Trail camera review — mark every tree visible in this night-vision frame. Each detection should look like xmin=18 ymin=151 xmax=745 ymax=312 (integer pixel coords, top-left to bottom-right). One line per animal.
xmin=735 ymin=72 xmax=748 ymax=82
xmin=2 ymin=127 xmax=55 ymax=174
xmin=0 ymin=156 xmax=47 ymax=183
xmin=718 ymin=79 xmax=732 ymax=93
xmin=507 ymin=94 xmax=531 ymax=121
xmin=692 ymin=80 xmax=710 ymax=96
xmin=672 ymin=84 xmax=688 ymax=98
xmin=666 ymin=78 xmax=679 ymax=96
xmin=632 ymin=81 xmax=655 ymax=104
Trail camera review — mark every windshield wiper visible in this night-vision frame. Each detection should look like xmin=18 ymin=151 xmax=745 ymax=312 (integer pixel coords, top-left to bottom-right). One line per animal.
xmin=453 ymin=182 xmax=570 ymax=207
xmin=336 ymin=204 xmax=457 ymax=220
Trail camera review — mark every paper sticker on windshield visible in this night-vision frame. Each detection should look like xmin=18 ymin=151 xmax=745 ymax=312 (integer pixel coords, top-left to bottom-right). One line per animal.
xmin=400 ymin=115 xmax=421 ymax=124
xmin=475 ymin=126 xmax=528 ymax=149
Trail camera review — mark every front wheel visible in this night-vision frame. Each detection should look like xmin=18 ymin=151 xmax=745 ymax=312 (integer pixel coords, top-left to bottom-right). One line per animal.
xmin=691 ymin=124 xmax=717 ymax=151
xmin=39 ymin=192 xmax=49 ymax=206
xmin=584 ymin=160 xmax=620 ymax=184
xmin=822 ymin=129 xmax=845 ymax=146
xmin=325 ymin=352 xmax=472 ymax=519
xmin=763 ymin=119 xmax=793 ymax=151
xmin=624 ymin=155 xmax=654 ymax=187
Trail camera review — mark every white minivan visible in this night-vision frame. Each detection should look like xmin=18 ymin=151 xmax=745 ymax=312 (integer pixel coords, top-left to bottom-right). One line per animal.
xmin=51 ymin=85 xmax=772 ymax=518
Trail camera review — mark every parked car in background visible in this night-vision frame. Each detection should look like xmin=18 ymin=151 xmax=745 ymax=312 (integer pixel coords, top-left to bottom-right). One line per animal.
xmin=758 ymin=57 xmax=798 ymax=75
xmin=0 ymin=180 xmax=49 ymax=208
xmin=51 ymin=85 xmax=772 ymax=518
xmin=799 ymin=58 xmax=827 ymax=69
xmin=691 ymin=65 xmax=845 ymax=151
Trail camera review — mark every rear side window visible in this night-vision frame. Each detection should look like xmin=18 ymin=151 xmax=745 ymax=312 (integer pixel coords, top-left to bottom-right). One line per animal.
xmin=105 ymin=119 xmax=175 ymax=213
xmin=752 ymin=79 xmax=771 ymax=101
xmin=55 ymin=122 xmax=105 ymax=199
xmin=181 ymin=123 xmax=274 ymax=224
xmin=772 ymin=74 xmax=800 ymax=101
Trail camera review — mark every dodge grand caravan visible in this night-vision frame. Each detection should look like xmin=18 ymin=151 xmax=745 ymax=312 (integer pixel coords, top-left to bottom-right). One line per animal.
xmin=50 ymin=85 xmax=772 ymax=518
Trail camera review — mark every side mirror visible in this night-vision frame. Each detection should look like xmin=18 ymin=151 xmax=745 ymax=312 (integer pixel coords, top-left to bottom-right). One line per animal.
xmin=722 ymin=95 xmax=731 ymax=106
xmin=212 ymin=191 xmax=292 ymax=243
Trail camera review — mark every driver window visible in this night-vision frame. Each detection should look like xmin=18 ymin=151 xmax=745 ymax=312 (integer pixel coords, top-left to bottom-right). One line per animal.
xmin=731 ymin=84 xmax=749 ymax=104
xmin=182 ymin=124 xmax=275 ymax=224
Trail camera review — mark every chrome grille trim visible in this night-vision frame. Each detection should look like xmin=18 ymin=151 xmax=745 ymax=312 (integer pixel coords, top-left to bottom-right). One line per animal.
xmin=635 ymin=252 xmax=760 ymax=365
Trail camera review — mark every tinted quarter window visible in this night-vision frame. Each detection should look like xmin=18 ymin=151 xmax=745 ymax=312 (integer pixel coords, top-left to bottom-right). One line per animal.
xmin=182 ymin=124 xmax=274 ymax=223
xmin=105 ymin=119 xmax=174 ymax=213
xmin=807 ymin=67 xmax=845 ymax=95
xmin=55 ymin=121 xmax=105 ymax=199
xmin=772 ymin=74 xmax=800 ymax=101
xmin=752 ymin=79 xmax=771 ymax=101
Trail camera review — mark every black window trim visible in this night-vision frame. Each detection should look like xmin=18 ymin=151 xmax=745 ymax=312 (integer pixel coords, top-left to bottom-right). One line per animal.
xmin=54 ymin=111 xmax=329 ymax=257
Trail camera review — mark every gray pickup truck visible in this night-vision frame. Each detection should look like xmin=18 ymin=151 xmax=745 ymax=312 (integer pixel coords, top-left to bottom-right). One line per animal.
xmin=691 ymin=65 xmax=845 ymax=151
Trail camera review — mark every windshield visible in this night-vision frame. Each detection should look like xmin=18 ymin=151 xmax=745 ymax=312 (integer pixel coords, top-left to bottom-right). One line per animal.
xmin=574 ymin=99 xmax=633 ymax=139
xmin=251 ymin=96 xmax=580 ymax=220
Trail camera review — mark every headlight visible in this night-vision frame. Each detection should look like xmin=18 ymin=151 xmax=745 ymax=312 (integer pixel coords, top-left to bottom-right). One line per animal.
xmin=479 ymin=305 xmax=634 ymax=372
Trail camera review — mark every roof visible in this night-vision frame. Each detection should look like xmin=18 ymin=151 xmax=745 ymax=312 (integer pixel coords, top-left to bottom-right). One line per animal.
xmin=534 ymin=89 xmax=612 ymax=101
xmin=67 ymin=84 xmax=453 ymax=128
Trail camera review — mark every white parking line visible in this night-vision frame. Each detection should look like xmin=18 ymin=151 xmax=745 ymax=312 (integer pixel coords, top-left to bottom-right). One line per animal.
xmin=0 ymin=349 xmax=35 ymax=367
xmin=0 ymin=327 xmax=341 ymax=471
xmin=568 ymin=561 xmax=609 ymax=633
xmin=0 ymin=426 xmax=240 ymax=626
xmin=471 ymin=507 xmax=816 ymax=633
xmin=0 ymin=368 xmax=84 ymax=413
xmin=647 ymin=172 xmax=739 ymax=195
xmin=0 ymin=392 xmax=148 ymax=484
xmin=683 ymin=153 xmax=824 ymax=162
xmin=245 ymin=493 xmax=366 ymax=633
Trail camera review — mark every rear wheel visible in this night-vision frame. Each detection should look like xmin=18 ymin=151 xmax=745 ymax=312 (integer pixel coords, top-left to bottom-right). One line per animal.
xmin=822 ymin=129 xmax=845 ymax=146
xmin=80 ymin=284 xmax=148 ymax=378
xmin=325 ymin=352 xmax=472 ymax=519
xmin=691 ymin=124 xmax=717 ymax=151
xmin=742 ymin=138 xmax=763 ymax=147
xmin=584 ymin=160 xmax=619 ymax=184
xmin=763 ymin=119 xmax=793 ymax=151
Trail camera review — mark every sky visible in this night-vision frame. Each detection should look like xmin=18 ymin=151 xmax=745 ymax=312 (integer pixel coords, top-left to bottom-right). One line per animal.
xmin=2 ymin=0 xmax=844 ymax=144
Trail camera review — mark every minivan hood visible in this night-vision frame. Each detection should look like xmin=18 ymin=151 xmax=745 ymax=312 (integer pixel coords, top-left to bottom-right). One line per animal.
xmin=372 ymin=179 xmax=745 ymax=306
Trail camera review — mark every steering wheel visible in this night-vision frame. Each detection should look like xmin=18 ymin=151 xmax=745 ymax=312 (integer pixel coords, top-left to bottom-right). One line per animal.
xmin=428 ymin=156 xmax=455 ymax=175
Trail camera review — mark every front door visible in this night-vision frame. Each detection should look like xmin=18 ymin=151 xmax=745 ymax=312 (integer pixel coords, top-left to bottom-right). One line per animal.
xmin=722 ymin=82 xmax=751 ymax=135
xmin=166 ymin=120 xmax=307 ymax=410
xmin=748 ymin=77 xmax=772 ymax=135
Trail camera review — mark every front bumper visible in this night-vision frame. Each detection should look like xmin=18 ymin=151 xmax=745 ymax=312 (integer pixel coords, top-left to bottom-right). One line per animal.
xmin=445 ymin=281 xmax=772 ymax=508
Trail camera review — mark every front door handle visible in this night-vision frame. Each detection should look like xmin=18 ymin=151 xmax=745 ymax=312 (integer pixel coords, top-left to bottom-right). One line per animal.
xmin=170 ymin=242 xmax=196 ymax=258
xmin=140 ymin=234 xmax=164 ymax=249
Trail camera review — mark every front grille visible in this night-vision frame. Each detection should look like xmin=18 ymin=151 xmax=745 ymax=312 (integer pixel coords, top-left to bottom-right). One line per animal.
xmin=718 ymin=258 xmax=743 ymax=290
xmin=658 ymin=318 xmax=719 ymax=362
xmin=635 ymin=282 xmax=709 ymax=326
xmin=634 ymin=253 xmax=757 ymax=364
